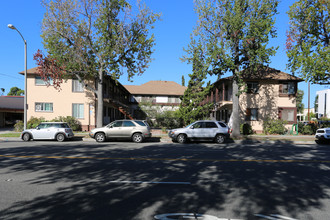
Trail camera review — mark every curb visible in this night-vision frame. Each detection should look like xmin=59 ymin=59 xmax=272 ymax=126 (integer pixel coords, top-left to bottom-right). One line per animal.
xmin=0 ymin=137 xmax=317 ymax=145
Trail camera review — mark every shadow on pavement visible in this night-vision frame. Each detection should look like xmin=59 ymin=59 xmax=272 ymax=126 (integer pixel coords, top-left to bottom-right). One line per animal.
xmin=0 ymin=142 xmax=329 ymax=219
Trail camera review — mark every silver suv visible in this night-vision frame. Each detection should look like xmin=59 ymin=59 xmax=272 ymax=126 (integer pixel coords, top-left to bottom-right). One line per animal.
xmin=168 ymin=120 xmax=230 ymax=144
xmin=315 ymin=127 xmax=330 ymax=144
xmin=21 ymin=122 xmax=74 ymax=142
xmin=89 ymin=120 xmax=151 ymax=143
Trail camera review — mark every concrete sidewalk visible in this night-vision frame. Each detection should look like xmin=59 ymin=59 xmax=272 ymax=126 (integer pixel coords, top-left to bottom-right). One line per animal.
xmin=0 ymin=127 xmax=318 ymax=144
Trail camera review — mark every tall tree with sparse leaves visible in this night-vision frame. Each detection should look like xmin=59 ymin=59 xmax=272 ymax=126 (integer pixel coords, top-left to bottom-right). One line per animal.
xmin=34 ymin=0 xmax=160 ymax=127
xmin=180 ymin=40 xmax=212 ymax=125
xmin=184 ymin=0 xmax=279 ymax=137
xmin=286 ymin=0 xmax=329 ymax=83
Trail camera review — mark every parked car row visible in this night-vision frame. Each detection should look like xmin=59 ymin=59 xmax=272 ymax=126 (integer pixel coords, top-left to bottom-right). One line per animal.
xmin=20 ymin=120 xmax=231 ymax=144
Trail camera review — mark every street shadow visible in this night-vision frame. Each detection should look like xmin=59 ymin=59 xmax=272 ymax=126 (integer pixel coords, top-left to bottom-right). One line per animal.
xmin=0 ymin=142 xmax=329 ymax=219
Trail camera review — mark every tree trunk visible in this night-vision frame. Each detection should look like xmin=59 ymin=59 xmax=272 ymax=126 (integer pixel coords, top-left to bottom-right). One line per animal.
xmin=231 ymin=78 xmax=241 ymax=138
xmin=96 ymin=69 xmax=103 ymax=128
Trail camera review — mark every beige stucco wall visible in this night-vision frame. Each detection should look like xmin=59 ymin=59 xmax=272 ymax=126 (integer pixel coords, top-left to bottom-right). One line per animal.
xmin=26 ymin=74 xmax=96 ymax=130
xmin=239 ymin=81 xmax=297 ymax=132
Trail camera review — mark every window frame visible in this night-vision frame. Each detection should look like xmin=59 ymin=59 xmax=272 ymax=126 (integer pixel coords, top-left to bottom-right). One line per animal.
xmin=35 ymin=102 xmax=53 ymax=112
xmin=246 ymin=81 xmax=259 ymax=94
xmin=35 ymin=76 xmax=54 ymax=86
xmin=279 ymin=82 xmax=296 ymax=97
xmin=72 ymin=79 xmax=84 ymax=93
xmin=72 ymin=103 xmax=84 ymax=119
xmin=245 ymin=108 xmax=258 ymax=121
xmin=278 ymin=107 xmax=297 ymax=124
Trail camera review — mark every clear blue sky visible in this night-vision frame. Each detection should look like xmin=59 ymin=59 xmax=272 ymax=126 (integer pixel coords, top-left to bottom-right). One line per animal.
xmin=0 ymin=0 xmax=327 ymax=109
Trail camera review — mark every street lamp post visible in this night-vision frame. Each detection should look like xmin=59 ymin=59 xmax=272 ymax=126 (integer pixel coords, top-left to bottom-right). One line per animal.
xmin=8 ymin=24 xmax=27 ymax=130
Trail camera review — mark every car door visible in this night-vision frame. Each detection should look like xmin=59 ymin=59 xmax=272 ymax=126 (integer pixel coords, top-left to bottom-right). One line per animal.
xmin=204 ymin=122 xmax=219 ymax=138
xmin=121 ymin=121 xmax=136 ymax=137
xmin=188 ymin=122 xmax=204 ymax=138
xmin=31 ymin=123 xmax=50 ymax=139
xmin=105 ymin=121 xmax=123 ymax=138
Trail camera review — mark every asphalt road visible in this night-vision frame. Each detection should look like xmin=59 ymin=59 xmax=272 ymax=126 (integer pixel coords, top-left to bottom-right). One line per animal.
xmin=0 ymin=139 xmax=329 ymax=220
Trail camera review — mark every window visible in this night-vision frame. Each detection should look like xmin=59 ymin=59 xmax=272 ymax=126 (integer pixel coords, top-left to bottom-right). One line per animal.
xmin=279 ymin=82 xmax=296 ymax=95
xmin=123 ymin=121 xmax=136 ymax=127
xmin=217 ymin=122 xmax=227 ymax=128
xmin=245 ymin=108 xmax=258 ymax=121
xmin=192 ymin=122 xmax=203 ymax=128
xmin=135 ymin=121 xmax=147 ymax=126
xmin=35 ymin=102 xmax=53 ymax=112
xmin=72 ymin=79 xmax=84 ymax=92
xmin=111 ymin=121 xmax=122 ymax=127
xmin=247 ymin=82 xmax=259 ymax=93
xmin=35 ymin=76 xmax=53 ymax=85
xmin=205 ymin=122 xmax=218 ymax=128
xmin=279 ymin=107 xmax=296 ymax=122
xmin=72 ymin=104 xmax=84 ymax=119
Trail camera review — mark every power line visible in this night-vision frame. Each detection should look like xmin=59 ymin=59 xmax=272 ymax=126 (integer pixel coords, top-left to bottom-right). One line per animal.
xmin=0 ymin=73 xmax=23 ymax=80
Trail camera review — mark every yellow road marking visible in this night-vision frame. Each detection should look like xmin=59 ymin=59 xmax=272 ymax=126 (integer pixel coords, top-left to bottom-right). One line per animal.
xmin=0 ymin=154 xmax=330 ymax=163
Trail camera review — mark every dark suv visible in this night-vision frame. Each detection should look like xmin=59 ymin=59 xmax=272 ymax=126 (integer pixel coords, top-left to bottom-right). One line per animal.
xmin=168 ymin=120 xmax=230 ymax=144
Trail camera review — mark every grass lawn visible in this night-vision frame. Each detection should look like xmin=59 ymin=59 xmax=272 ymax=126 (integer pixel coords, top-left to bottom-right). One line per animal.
xmin=0 ymin=133 xmax=21 ymax=137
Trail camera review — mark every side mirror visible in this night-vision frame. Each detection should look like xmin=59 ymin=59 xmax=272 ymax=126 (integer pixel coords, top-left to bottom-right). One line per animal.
xmin=190 ymin=126 xmax=194 ymax=129
xmin=36 ymin=127 xmax=40 ymax=130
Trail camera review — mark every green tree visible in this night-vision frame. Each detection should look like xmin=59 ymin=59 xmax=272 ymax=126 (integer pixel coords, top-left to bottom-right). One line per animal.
xmin=184 ymin=0 xmax=278 ymax=137
xmin=34 ymin=0 xmax=160 ymax=127
xmin=7 ymin=87 xmax=24 ymax=96
xmin=296 ymin=89 xmax=304 ymax=113
xmin=180 ymin=40 xmax=213 ymax=125
xmin=181 ymin=75 xmax=185 ymax=87
xmin=286 ymin=0 xmax=329 ymax=83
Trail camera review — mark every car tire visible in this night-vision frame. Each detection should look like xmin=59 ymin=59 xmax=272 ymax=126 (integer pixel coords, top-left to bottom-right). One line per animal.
xmin=56 ymin=133 xmax=65 ymax=142
xmin=95 ymin=133 xmax=106 ymax=142
xmin=215 ymin=134 xmax=225 ymax=144
xmin=132 ymin=133 xmax=143 ymax=143
xmin=177 ymin=134 xmax=187 ymax=144
xmin=22 ymin=133 xmax=31 ymax=141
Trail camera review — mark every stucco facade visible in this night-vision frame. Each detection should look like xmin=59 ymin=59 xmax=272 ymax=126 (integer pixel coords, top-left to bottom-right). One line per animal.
xmin=26 ymin=72 xmax=96 ymax=131
xmin=22 ymin=67 xmax=132 ymax=131
xmin=208 ymin=67 xmax=303 ymax=133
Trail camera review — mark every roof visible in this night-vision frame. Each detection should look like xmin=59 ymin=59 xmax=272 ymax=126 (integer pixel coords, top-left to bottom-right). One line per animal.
xmin=124 ymin=81 xmax=187 ymax=96
xmin=0 ymin=96 xmax=24 ymax=110
xmin=19 ymin=67 xmax=40 ymax=75
xmin=215 ymin=66 xmax=304 ymax=84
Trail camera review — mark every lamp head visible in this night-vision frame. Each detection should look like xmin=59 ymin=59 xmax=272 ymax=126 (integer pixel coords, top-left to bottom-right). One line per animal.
xmin=7 ymin=24 xmax=16 ymax=30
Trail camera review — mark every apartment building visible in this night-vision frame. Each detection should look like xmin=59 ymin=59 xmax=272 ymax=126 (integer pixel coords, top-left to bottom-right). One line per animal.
xmin=205 ymin=67 xmax=303 ymax=133
xmin=124 ymin=81 xmax=186 ymax=118
xmin=20 ymin=67 xmax=131 ymax=131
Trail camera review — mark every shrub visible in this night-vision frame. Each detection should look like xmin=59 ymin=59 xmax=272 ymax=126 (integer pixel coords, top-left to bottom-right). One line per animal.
xmin=154 ymin=110 xmax=182 ymax=129
xmin=240 ymin=123 xmax=254 ymax=135
xmin=27 ymin=116 xmax=45 ymax=129
xmin=302 ymin=124 xmax=315 ymax=135
xmin=263 ymin=118 xmax=288 ymax=135
xmin=52 ymin=116 xmax=81 ymax=131
xmin=14 ymin=120 xmax=24 ymax=132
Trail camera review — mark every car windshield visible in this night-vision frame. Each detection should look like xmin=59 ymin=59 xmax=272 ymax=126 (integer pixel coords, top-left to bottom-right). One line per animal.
xmin=186 ymin=122 xmax=196 ymax=128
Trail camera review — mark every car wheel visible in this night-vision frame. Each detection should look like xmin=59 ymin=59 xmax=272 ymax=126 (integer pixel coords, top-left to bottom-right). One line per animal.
xmin=215 ymin=134 xmax=225 ymax=144
xmin=22 ymin=133 xmax=31 ymax=141
xmin=177 ymin=134 xmax=187 ymax=144
xmin=132 ymin=133 xmax=143 ymax=143
xmin=95 ymin=133 xmax=106 ymax=142
xmin=56 ymin=133 xmax=65 ymax=142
